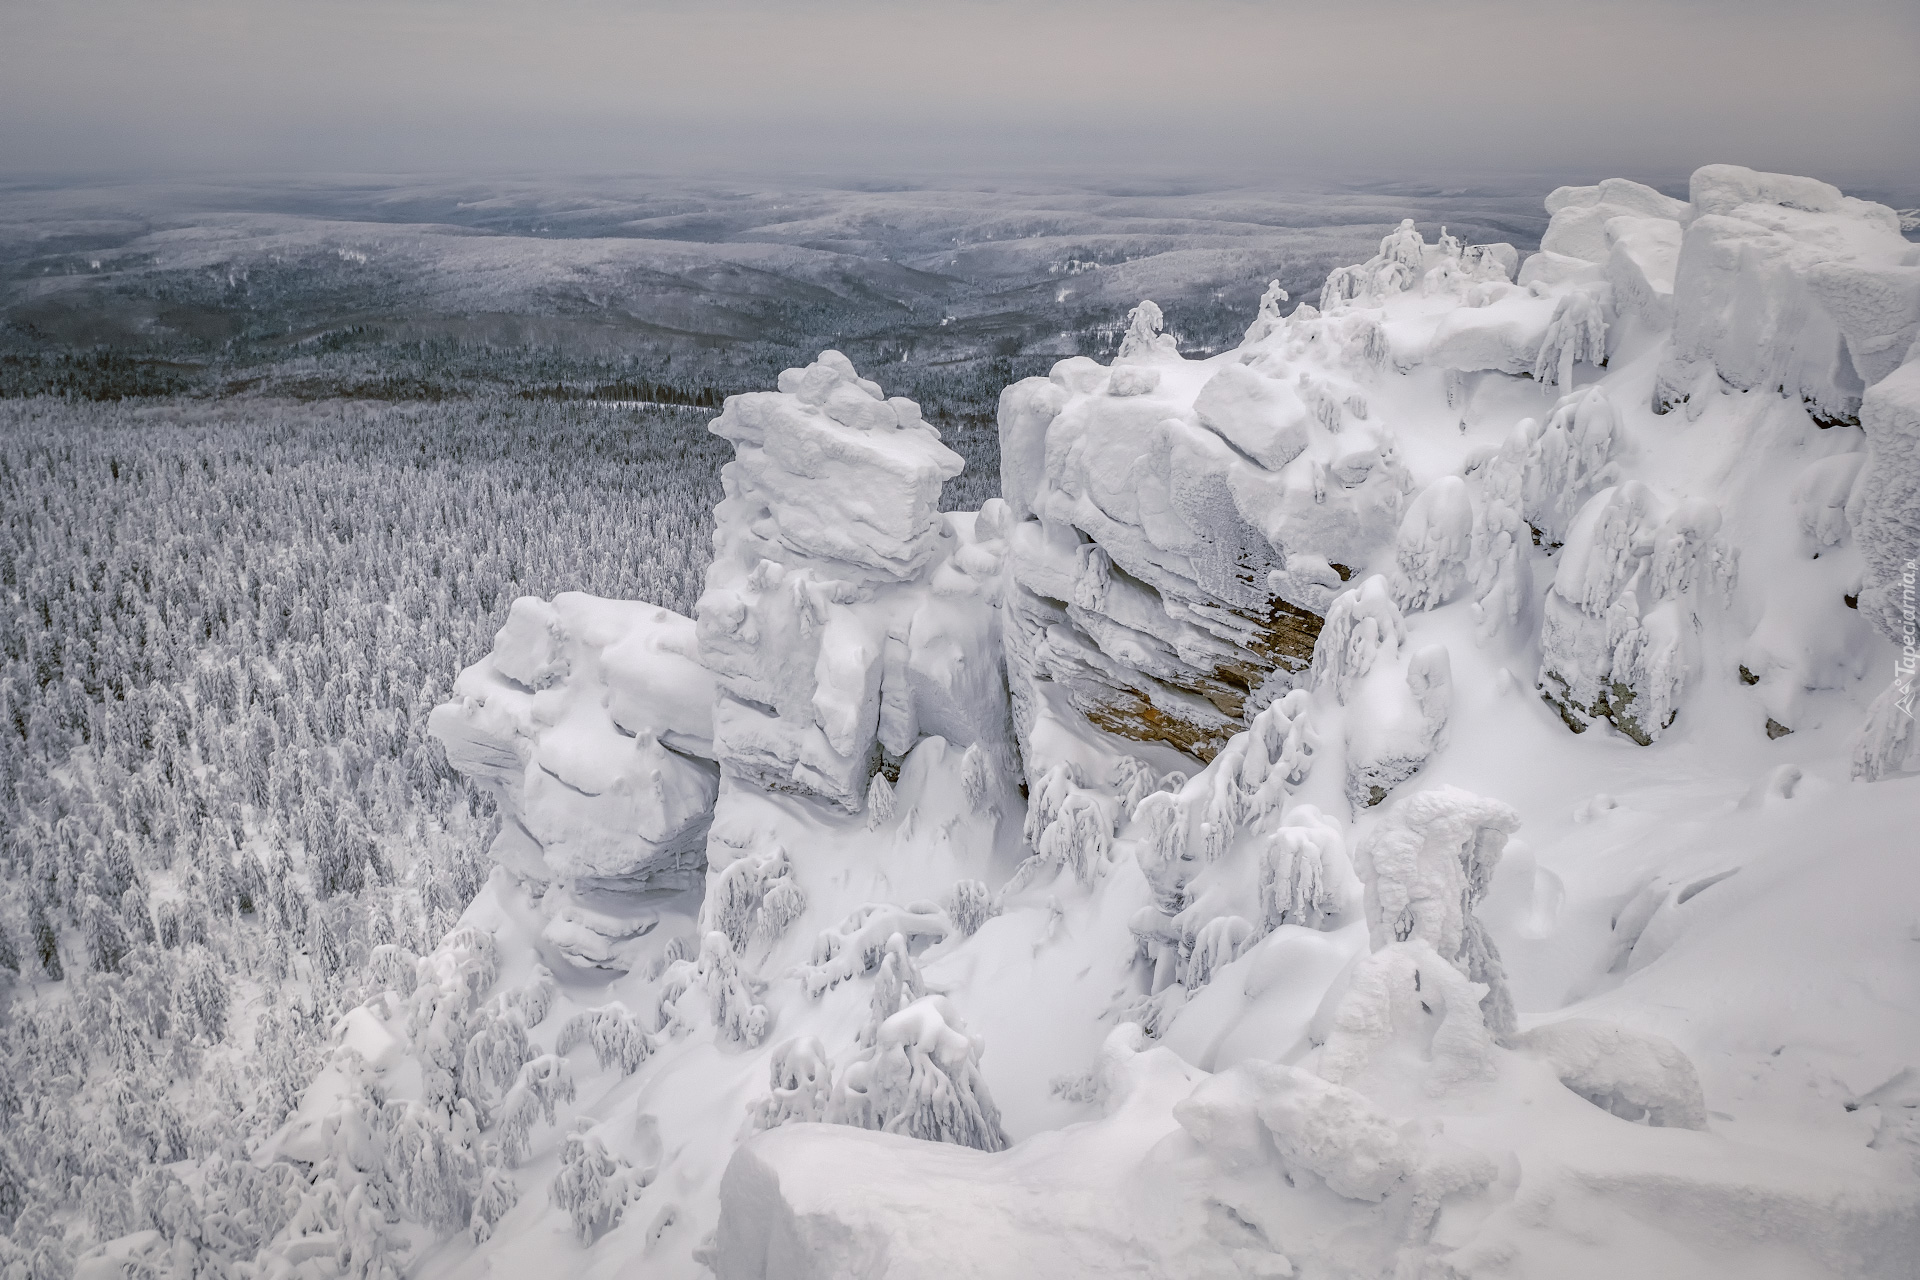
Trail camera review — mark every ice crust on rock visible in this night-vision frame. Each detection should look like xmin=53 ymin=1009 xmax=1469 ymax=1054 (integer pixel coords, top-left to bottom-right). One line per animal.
xmin=996 ymin=262 xmax=1427 ymax=760
xmin=386 ymin=165 xmax=1920 ymax=1280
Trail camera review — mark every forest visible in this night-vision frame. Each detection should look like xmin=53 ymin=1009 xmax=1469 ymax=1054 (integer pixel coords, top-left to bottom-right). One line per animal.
xmin=0 ymin=396 xmax=739 ymax=1273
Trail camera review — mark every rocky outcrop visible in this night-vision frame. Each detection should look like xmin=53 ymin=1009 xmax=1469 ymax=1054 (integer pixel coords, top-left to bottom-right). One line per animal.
xmin=697 ymin=351 xmax=1008 ymax=811
xmin=998 ymin=293 xmax=1416 ymax=763
xmin=1654 ymin=165 xmax=1920 ymax=424
xmin=429 ymin=594 xmax=719 ymax=966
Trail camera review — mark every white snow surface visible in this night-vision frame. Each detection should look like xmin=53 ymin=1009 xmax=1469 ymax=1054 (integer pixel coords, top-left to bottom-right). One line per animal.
xmin=262 ymin=165 xmax=1920 ymax=1279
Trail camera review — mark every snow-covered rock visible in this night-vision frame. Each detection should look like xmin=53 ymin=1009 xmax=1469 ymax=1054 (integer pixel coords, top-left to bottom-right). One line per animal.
xmin=1512 ymin=1018 xmax=1707 ymax=1128
xmin=1537 ymin=482 xmax=1735 ymax=743
xmin=1655 ymin=164 xmax=1920 ymax=423
xmin=403 ymin=165 xmax=1920 ymax=1279
xmin=1856 ymin=356 xmax=1920 ymax=645
xmin=1538 ymin=178 xmax=1690 ymax=265
xmin=430 ymin=595 xmax=719 ymax=966
xmin=698 ymin=352 xmax=1003 ymax=811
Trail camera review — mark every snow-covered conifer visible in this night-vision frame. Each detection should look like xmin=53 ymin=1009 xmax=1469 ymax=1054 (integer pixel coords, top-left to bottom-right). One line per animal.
xmin=468 ymin=1145 xmax=516 ymax=1244
xmin=1534 ymin=285 xmax=1611 ymax=387
xmin=959 ymin=742 xmax=995 ymax=812
xmin=550 ymin=1120 xmax=645 ymax=1244
xmin=753 ymin=1037 xmax=835 ymax=1130
xmin=830 ymin=994 xmax=1008 ymax=1153
xmin=703 ymin=847 xmax=806 ymax=952
xmin=1391 ymin=476 xmax=1475 ymax=611
xmin=555 ymin=1003 xmax=653 ymax=1075
xmin=1117 ymin=300 xmax=1177 ymax=361
xmin=697 ymin=932 xmax=768 ymax=1046
xmin=460 ymin=1006 xmax=532 ymax=1112
xmin=1357 ymin=787 xmax=1521 ymax=1035
xmin=944 ymin=880 xmax=997 ymax=937
xmin=494 ymin=1054 xmax=575 ymax=1165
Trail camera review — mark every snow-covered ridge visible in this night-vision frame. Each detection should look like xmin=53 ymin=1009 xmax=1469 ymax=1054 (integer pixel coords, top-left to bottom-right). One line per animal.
xmin=256 ymin=166 xmax=1918 ymax=1278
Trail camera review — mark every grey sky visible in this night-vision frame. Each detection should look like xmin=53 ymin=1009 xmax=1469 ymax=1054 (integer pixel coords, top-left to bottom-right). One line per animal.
xmin=3 ymin=0 xmax=1916 ymax=186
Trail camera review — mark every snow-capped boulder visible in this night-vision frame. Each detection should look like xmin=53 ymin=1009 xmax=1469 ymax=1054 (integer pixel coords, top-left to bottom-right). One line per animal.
xmin=1512 ymin=1018 xmax=1707 ymax=1129
xmin=1538 ymin=178 xmax=1690 ymax=265
xmin=1606 ymin=215 xmax=1684 ymax=328
xmin=1176 ymin=1060 xmax=1420 ymax=1200
xmin=1655 ymin=164 xmax=1920 ymax=423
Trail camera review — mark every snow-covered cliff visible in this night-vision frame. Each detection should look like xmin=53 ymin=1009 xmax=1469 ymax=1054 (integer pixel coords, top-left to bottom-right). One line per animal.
xmin=258 ymin=166 xmax=1919 ymax=1279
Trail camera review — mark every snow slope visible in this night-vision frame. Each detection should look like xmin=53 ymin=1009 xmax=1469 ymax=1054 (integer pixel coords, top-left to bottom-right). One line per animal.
xmin=252 ymin=166 xmax=1919 ymax=1279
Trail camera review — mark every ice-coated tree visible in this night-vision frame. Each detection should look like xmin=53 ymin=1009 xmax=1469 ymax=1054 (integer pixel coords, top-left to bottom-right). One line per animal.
xmin=960 ymin=742 xmax=995 ymax=812
xmin=494 ymin=1054 xmax=576 ymax=1165
xmin=468 ymin=1144 xmax=517 ymax=1244
xmin=1118 ymin=300 xmax=1177 ymax=361
xmin=704 ymin=847 xmax=806 ymax=951
xmin=696 ymin=932 xmax=769 ymax=1046
xmin=1357 ymin=786 xmax=1521 ymax=1036
xmin=1535 ymin=286 xmax=1610 ymax=388
xmin=460 ymin=1005 xmax=533 ymax=1113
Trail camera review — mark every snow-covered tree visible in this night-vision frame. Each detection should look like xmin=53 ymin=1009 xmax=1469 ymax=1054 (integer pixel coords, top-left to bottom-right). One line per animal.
xmin=555 ymin=1003 xmax=654 ymax=1075
xmin=753 ymin=1037 xmax=835 ymax=1130
xmin=830 ymin=994 xmax=1008 ymax=1153
xmin=550 ymin=1120 xmax=647 ymax=1244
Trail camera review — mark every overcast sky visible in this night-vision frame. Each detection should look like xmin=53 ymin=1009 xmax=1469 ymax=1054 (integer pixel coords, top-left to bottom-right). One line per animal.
xmin=3 ymin=0 xmax=1916 ymax=188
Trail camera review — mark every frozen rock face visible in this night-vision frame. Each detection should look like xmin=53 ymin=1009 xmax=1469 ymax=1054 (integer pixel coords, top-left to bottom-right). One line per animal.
xmin=1655 ymin=165 xmax=1920 ymax=423
xmin=430 ymin=595 xmax=719 ymax=965
xmin=697 ymin=351 xmax=1005 ymax=810
xmin=1857 ymin=357 xmax=1920 ymax=645
xmin=999 ymin=287 xmax=1416 ymax=764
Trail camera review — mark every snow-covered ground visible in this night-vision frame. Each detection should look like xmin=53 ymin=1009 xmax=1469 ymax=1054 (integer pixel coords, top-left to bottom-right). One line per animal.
xmin=245 ymin=164 xmax=1920 ymax=1279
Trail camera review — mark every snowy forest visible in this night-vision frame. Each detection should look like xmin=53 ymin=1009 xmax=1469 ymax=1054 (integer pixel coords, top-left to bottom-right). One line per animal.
xmin=0 ymin=397 xmax=732 ymax=1273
